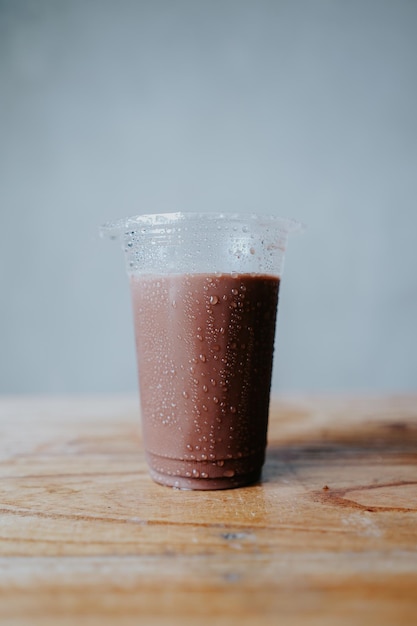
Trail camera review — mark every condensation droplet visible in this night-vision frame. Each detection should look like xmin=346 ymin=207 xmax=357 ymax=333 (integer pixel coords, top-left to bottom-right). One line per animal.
xmin=209 ymin=295 xmax=219 ymax=305
xmin=230 ymin=406 xmax=237 ymax=414
xmin=182 ymin=391 xmax=189 ymax=399
xmin=223 ymin=470 xmax=235 ymax=478
xmin=199 ymin=354 xmax=207 ymax=362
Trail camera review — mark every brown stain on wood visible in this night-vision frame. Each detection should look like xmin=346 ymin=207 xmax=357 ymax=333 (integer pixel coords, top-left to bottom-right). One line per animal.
xmin=312 ymin=480 xmax=417 ymax=512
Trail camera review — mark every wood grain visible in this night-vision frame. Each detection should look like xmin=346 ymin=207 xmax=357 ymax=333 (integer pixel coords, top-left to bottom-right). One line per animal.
xmin=0 ymin=394 xmax=416 ymax=625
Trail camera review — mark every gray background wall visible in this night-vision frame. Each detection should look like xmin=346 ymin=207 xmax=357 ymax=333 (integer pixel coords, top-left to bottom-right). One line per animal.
xmin=1 ymin=0 xmax=416 ymax=394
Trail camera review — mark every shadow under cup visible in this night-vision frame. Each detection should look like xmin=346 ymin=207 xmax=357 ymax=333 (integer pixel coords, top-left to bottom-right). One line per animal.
xmin=101 ymin=212 xmax=301 ymax=489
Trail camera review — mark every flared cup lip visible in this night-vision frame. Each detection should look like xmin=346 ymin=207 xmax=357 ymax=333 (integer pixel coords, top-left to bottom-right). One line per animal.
xmin=100 ymin=211 xmax=305 ymax=239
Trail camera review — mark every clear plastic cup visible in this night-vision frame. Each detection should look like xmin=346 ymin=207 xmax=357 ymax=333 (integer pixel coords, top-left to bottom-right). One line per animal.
xmin=101 ymin=212 xmax=302 ymax=489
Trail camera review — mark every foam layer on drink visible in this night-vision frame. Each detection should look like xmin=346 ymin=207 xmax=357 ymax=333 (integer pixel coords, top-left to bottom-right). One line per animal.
xmin=131 ymin=272 xmax=280 ymax=489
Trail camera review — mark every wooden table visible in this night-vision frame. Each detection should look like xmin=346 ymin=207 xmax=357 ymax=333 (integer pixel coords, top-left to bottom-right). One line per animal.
xmin=0 ymin=395 xmax=416 ymax=625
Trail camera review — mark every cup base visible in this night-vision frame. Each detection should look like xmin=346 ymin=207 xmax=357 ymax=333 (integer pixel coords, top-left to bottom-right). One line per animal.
xmin=145 ymin=448 xmax=265 ymax=490
xmin=148 ymin=466 xmax=262 ymax=490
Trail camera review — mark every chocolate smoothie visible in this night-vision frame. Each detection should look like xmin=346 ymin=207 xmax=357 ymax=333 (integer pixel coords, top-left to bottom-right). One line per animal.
xmin=131 ymin=272 xmax=280 ymax=489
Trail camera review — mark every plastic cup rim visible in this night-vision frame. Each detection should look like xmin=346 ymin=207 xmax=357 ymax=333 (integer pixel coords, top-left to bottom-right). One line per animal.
xmin=100 ymin=211 xmax=305 ymax=239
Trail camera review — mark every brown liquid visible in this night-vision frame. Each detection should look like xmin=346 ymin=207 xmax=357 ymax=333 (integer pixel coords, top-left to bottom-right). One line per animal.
xmin=131 ymin=273 xmax=280 ymax=489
